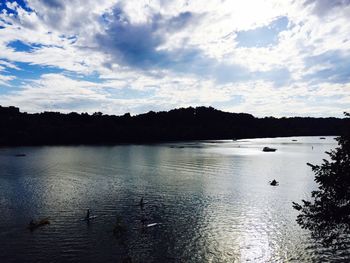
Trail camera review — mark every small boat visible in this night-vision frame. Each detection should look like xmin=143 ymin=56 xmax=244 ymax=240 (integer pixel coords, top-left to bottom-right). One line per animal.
xmin=269 ymin=180 xmax=279 ymax=186
xmin=27 ymin=218 xmax=50 ymax=231
xmin=14 ymin=154 xmax=26 ymax=157
xmin=320 ymin=137 xmax=326 ymax=140
xmin=292 ymin=139 xmax=297 ymax=142
xmin=262 ymin=147 xmax=277 ymax=152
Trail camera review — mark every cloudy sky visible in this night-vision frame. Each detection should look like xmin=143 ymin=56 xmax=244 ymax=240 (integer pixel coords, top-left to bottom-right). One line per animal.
xmin=0 ymin=0 xmax=349 ymax=117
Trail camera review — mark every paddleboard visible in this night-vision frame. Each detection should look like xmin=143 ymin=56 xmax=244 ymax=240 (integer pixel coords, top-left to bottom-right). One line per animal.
xmin=80 ymin=215 xmax=98 ymax=221
xmin=133 ymin=202 xmax=148 ymax=207
xmin=146 ymin=223 xmax=160 ymax=228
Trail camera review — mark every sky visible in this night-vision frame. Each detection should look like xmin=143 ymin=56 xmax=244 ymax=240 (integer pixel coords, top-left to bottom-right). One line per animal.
xmin=0 ymin=0 xmax=349 ymax=117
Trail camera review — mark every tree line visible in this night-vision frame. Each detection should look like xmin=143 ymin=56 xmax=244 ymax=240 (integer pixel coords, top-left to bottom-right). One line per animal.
xmin=0 ymin=105 xmax=347 ymax=146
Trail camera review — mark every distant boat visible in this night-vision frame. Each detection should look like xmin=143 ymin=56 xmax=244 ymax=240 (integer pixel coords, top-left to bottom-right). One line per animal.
xmin=292 ymin=139 xmax=297 ymax=141
xmin=262 ymin=147 xmax=277 ymax=152
xmin=269 ymin=179 xmax=279 ymax=186
xmin=14 ymin=154 xmax=26 ymax=157
xmin=27 ymin=218 xmax=50 ymax=231
xmin=320 ymin=137 xmax=326 ymax=140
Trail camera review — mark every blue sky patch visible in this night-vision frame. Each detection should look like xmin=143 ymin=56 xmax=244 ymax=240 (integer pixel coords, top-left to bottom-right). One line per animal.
xmin=0 ymin=0 xmax=31 ymax=14
xmin=236 ymin=16 xmax=289 ymax=48
xmin=303 ymin=51 xmax=350 ymax=84
xmin=8 ymin=40 xmax=35 ymax=52
xmin=4 ymin=62 xmax=63 ymax=80
xmin=106 ymin=87 xmax=156 ymax=100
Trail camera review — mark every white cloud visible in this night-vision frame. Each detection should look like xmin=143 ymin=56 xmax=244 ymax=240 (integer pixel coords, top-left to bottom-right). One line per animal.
xmin=0 ymin=74 xmax=15 ymax=86
xmin=0 ymin=0 xmax=349 ymax=117
xmin=1 ymin=71 xmax=348 ymax=117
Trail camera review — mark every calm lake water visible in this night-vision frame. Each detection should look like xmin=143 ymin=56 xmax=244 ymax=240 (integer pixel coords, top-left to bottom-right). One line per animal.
xmin=0 ymin=136 xmax=349 ymax=262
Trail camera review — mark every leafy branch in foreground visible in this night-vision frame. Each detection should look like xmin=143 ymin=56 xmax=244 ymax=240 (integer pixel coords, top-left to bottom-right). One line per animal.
xmin=293 ymin=112 xmax=350 ymax=247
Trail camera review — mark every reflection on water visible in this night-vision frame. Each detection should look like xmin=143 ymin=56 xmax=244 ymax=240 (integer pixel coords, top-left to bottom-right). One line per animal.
xmin=0 ymin=136 xmax=349 ymax=262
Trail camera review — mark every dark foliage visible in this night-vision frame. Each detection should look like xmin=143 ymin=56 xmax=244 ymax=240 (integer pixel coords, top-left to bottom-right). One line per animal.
xmin=0 ymin=105 xmax=347 ymax=146
xmin=293 ymin=113 xmax=350 ymax=247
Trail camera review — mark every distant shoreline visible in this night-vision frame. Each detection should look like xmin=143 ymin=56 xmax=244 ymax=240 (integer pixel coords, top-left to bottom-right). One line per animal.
xmin=0 ymin=105 xmax=346 ymax=147
xmin=0 ymin=135 xmax=339 ymax=148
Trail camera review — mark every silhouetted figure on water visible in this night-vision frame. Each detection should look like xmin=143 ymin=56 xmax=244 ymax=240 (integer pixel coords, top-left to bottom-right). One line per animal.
xmin=85 ymin=209 xmax=90 ymax=220
xmin=139 ymin=197 xmax=144 ymax=208
xmin=27 ymin=218 xmax=50 ymax=231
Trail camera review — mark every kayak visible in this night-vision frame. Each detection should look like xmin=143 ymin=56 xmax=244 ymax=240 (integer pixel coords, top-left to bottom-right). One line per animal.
xmin=81 ymin=215 xmax=98 ymax=221
xmin=146 ymin=223 xmax=160 ymax=228
xmin=27 ymin=219 xmax=50 ymax=231
xmin=133 ymin=202 xmax=148 ymax=207
xmin=14 ymin=154 xmax=26 ymax=157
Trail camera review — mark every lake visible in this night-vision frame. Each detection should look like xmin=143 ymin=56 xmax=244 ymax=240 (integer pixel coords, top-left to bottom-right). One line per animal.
xmin=0 ymin=136 xmax=348 ymax=262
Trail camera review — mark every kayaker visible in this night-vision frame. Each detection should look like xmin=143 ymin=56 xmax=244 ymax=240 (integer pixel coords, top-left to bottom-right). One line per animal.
xmin=85 ymin=209 xmax=90 ymax=220
xmin=139 ymin=197 xmax=144 ymax=207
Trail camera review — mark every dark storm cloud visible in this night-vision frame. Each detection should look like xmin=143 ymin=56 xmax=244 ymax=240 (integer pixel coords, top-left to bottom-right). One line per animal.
xmin=95 ymin=8 xmax=197 ymax=69
xmin=94 ymin=6 xmax=293 ymax=86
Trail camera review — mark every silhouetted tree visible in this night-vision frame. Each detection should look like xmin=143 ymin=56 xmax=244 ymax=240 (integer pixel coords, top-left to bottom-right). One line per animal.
xmin=93 ymin=112 xmax=103 ymax=116
xmin=293 ymin=113 xmax=350 ymax=247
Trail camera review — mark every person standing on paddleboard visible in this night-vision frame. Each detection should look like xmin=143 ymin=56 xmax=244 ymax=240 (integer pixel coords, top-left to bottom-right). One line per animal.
xmin=85 ymin=209 xmax=90 ymax=220
xmin=139 ymin=197 xmax=144 ymax=208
